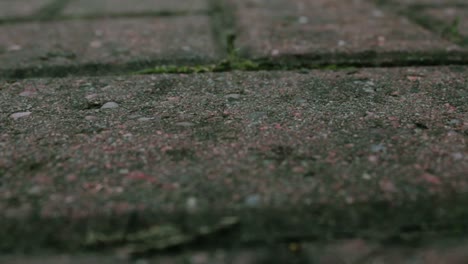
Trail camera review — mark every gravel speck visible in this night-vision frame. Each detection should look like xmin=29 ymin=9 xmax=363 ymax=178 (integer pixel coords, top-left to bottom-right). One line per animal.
xmin=101 ymin=102 xmax=119 ymax=109
xmin=138 ymin=117 xmax=153 ymax=122
xmin=298 ymin=16 xmax=309 ymax=24
xmin=225 ymin=94 xmax=242 ymax=101
xmin=245 ymin=194 xmax=261 ymax=207
xmin=451 ymin=152 xmax=464 ymax=160
xmin=362 ymin=173 xmax=372 ymax=180
xmin=371 ymin=143 xmax=386 ymax=153
xmin=186 ymin=197 xmax=198 ymax=212
xmin=19 ymin=90 xmax=37 ymax=97
xmin=85 ymin=94 xmax=99 ymax=100
xmin=28 ymin=186 xmax=42 ymax=195
xmin=448 ymin=119 xmax=461 ymax=126
xmin=10 ymin=111 xmax=31 ymax=120
xmin=8 ymin=44 xmax=22 ymax=51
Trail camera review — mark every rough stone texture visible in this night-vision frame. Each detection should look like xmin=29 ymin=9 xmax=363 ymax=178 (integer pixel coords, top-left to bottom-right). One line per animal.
xmin=229 ymin=0 xmax=460 ymax=58
xmin=0 ymin=67 xmax=466 ymax=218
xmin=62 ymin=0 xmax=208 ymax=16
xmin=0 ymin=16 xmax=218 ymax=71
xmin=0 ymin=0 xmax=52 ymax=19
xmin=1 ymin=0 xmax=467 ymax=262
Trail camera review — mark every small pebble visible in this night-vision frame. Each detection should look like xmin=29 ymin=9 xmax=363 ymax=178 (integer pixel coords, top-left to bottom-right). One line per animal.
xmin=452 ymin=152 xmax=464 ymax=160
xmin=363 ymin=86 xmax=375 ymax=93
xmin=138 ymin=117 xmax=153 ymax=122
xmin=101 ymin=102 xmax=119 ymax=109
xmin=85 ymin=93 xmax=98 ymax=100
xmin=448 ymin=119 xmax=461 ymax=126
xmin=225 ymin=93 xmax=241 ymax=101
xmin=186 ymin=197 xmax=198 ymax=211
xmin=245 ymin=194 xmax=261 ymax=207
xmin=10 ymin=111 xmax=31 ymax=120
xmin=298 ymin=16 xmax=308 ymax=24
xmin=119 ymin=169 xmax=129 ymax=174
xmin=28 ymin=186 xmax=42 ymax=195
xmin=89 ymin=40 xmax=102 ymax=48
xmin=19 ymin=90 xmax=37 ymax=97
xmin=362 ymin=173 xmax=372 ymax=180
xmin=8 ymin=45 xmax=22 ymax=51
xmin=371 ymin=143 xmax=386 ymax=153
xmin=372 ymin=9 xmax=384 ymax=17
xmin=294 ymin=97 xmax=307 ymax=104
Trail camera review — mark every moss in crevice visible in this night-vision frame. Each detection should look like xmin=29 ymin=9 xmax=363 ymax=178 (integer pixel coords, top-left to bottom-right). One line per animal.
xmin=398 ymin=6 xmax=467 ymax=47
xmin=133 ymin=33 xmax=262 ymax=74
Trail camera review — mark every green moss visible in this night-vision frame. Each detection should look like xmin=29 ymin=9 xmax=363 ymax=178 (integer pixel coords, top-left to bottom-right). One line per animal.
xmin=133 ymin=35 xmax=262 ymax=74
xmin=135 ymin=65 xmax=217 ymax=74
xmin=442 ymin=17 xmax=464 ymax=43
xmin=401 ymin=6 xmax=467 ymax=46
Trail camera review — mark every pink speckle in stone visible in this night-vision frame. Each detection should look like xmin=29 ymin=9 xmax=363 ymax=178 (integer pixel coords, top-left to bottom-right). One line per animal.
xmin=421 ymin=173 xmax=442 ymax=185
xmin=125 ymin=171 xmax=157 ymax=183
xmin=19 ymin=89 xmax=37 ymax=97
xmin=368 ymin=155 xmax=379 ymax=163
xmin=444 ymin=103 xmax=457 ymax=113
xmin=407 ymin=75 xmax=423 ymax=82
xmin=66 ymin=174 xmax=78 ymax=182
xmin=379 ymin=179 xmax=397 ymax=193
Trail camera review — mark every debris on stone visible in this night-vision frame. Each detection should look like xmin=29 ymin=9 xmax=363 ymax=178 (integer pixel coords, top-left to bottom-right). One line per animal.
xmin=10 ymin=111 xmax=31 ymax=120
xmin=101 ymin=102 xmax=119 ymax=109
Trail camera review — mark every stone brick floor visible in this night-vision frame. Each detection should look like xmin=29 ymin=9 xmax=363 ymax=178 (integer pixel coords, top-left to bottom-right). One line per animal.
xmin=0 ymin=0 xmax=467 ymax=263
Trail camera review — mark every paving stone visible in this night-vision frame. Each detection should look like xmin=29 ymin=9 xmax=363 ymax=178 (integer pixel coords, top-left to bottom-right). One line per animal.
xmin=0 ymin=16 xmax=218 ymax=71
xmin=0 ymin=67 xmax=466 ymax=219
xmin=228 ymin=0 xmax=460 ymax=58
xmin=62 ymin=0 xmax=208 ymax=16
xmin=0 ymin=0 xmax=52 ymax=19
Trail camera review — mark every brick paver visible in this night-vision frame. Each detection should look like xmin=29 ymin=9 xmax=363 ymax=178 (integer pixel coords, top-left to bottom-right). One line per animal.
xmin=0 ymin=0 xmax=467 ymax=262
xmin=62 ymin=0 xmax=208 ymax=16
xmin=228 ymin=0 xmax=460 ymax=59
xmin=0 ymin=16 xmax=219 ymax=72
xmin=1 ymin=67 xmax=466 ymax=228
